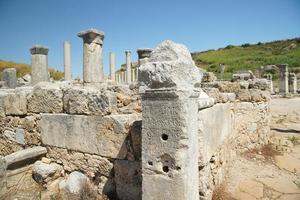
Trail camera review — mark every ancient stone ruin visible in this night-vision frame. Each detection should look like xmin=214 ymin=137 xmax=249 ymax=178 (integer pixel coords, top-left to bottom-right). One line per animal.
xmin=0 ymin=28 xmax=299 ymax=200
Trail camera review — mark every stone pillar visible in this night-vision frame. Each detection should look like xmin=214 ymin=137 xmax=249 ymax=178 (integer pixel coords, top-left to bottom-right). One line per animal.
xmin=109 ymin=52 xmax=115 ymax=82
xmin=137 ymin=48 xmax=153 ymax=80
xmin=77 ymin=29 xmax=105 ymax=83
xmin=140 ymin=40 xmax=201 ymax=200
xmin=278 ymin=64 xmax=289 ymax=94
xmin=30 ymin=45 xmax=49 ymax=85
xmin=1 ymin=68 xmax=17 ymax=88
xmin=125 ymin=50 xmax=131 ymax=84
xmin=289 ymin=73 xmax=297 ymax=94
xmin=64 ymin=41 xmax=72 ymax=81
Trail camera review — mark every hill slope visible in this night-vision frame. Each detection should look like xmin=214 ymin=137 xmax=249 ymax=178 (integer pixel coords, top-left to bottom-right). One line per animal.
xmin=192 ymin=38 xmax=300 ymax=80
xmin=0 ymin=60 xmax=63 ymax=80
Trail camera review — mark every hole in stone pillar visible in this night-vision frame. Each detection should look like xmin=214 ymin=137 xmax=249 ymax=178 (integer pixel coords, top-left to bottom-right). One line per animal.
xmin=162 ymin=166 xmax=169 ymax=173
xmin=176 ymin=166 xmax=181 ymax=170
xmin=161 ymin=134 xmax=168 ymax=141
xmin=148 ymin=161 xmax=153 ymax=166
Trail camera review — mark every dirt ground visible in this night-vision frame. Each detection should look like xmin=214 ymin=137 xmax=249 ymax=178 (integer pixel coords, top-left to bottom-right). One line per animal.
xmin=221 ymin=97 xmax=300 ymax=200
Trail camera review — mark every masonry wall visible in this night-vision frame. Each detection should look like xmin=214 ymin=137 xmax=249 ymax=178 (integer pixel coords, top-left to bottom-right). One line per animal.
xmin=0 ymin=81 xmax=270 ymax=200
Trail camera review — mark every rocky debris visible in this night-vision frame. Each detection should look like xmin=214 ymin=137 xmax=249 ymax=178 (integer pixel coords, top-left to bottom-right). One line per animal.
xmin=0 ymin=156 xmax=7 ymax=193
xmin=59 ymin=171 xmax=89 ymax=194
xmin=32 ymin=160 xmax=63 ymax=184
xmin=139 ymin=40 xmax=202 ymax=92
xmin=17 ymin=74 xmax=31 ymax=87
xmin=232 ymin=70 xmax=255 ymax=81
xmin=248 ymin=78 xmax=270 ymax=91
xmin=27 ymin=82 xmax=63 ymax=113
xmin=4 ymin=146 xmax=47 ymax=168
xmin=1 ymin=68 xmax=17 ymax=89
xmin=283 ymin=43 xmax=297 ymax=51
xmin=202 ymin=72 xmax=217 ymax=82
xmin=237 ymin=89 xmax=270 ymax=102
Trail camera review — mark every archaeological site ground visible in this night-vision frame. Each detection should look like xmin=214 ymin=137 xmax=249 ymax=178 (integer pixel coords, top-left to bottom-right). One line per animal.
xmin=0 ymin=2 xmax=300 ymax=200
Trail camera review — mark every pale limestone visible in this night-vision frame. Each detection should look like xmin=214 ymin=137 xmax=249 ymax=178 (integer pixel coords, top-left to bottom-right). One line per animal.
xmin=40 ymin=113 xmax=139 ymax=158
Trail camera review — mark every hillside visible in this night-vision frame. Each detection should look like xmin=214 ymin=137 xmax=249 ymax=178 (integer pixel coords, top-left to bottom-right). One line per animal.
xmin=192 ymin=38 xmax=300 ymax=80
xmin=0 ymin=60 xmax=63 ymax=80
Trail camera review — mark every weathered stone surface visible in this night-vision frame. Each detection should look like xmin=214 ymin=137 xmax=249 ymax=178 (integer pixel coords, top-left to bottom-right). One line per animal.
xmin=202 ymin=72 xmax=217 ymax=82
xmin=274 ymin=154 xmax=300 ymax=174
xmin=60 ymin=171 xmax=89 ymax=194
xmin=27 ymin=82 xmax=63 ymax=113
xmin=114 ymin=160 xmax=141 ymax=200
xmin=97 ymin=176 xmax=115 ymax=196
xmin=15 ymin=128 xmax=25 ymax=145
xmin=63 ymin=86 xmax=116 ymax=115
xmin=32 ymin=160 xmax=62 ymax=183
xmin=256 ymin=177 xmax=299 ymax=194
xmin=1 ymin=88 xmax=31 ymax=115
xmin=40 ymin=113 xmax=139 ymax=158
xmin=4 ymin=146 xmax=47 ymax=167
xmin=129 ymin=120 xmax=142 ymax=160
xmin=249 ymin=78 xmax=270 ymax=91
xmin=30 ymin=45 xmax=50 ymax=85
xmin=78 ymin=28 xmax=105 ymax=83
xmin=198 ymin=103 xmax=233 ymax=165
xmin=139 ymin=40 xmax=202 ymax=92
xmin=0 ymin=156 xmax=7 ymax=194
xmin=2 ymin=68 xmax=17 ymax=89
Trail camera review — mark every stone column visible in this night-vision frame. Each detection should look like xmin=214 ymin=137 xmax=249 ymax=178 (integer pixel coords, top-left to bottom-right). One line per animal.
xmin=77 ymin=29 xmax=105 ymax=83
xmin=140 ymin=40 xmax=200 ymax=200
xmin=2 ymin=68 xmax=17 ymax=88
xmin=64 ymin=41 xmax=72 ymax=81
xmin=289 ymin=73 xmax=297 ymax=94
xmin=30 ymin=45 xmax=49 ymax=85
xmin=137 ymin=48 xmax=153 ymax=80
xmin=125 ymin=50 xmax=131 ymax=84
xmin=109 ymin=52 xmax=115 ymax=82
xmin=278 ymin=64 xmax=289 ymax=94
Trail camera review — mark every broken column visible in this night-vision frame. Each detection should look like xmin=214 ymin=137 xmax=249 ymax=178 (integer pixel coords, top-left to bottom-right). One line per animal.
xmin=125 ymin=50 xmax=131 ymax=84
xmin=1 ymin=68 xmax=17 ymax=89
xmin=137 ymin=48 xmax=152 ymax=80
xmin=109 ymin=52 xmax=115 ymax=81
xmin=77 ymin=28 xmax=105 ymax=83
xmin=278 ymin=64 xmax=289 ymax=94
xmin=289 ymin=73 xmax=297 ymax=94
xmin=139 ymin=40 xmax=202 ymax=200
xmin=30 ymin=45 xmax=49 ymax=85
xmin=64 ymin=41 xmax=72 ymax=81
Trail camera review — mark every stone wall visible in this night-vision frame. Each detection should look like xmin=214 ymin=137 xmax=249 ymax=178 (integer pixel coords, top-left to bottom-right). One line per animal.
xmin=0 ymin=80 xmax=270 ymax=200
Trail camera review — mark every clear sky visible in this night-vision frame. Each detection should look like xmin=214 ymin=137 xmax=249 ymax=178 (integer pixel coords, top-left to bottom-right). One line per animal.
xmin=0 ymin=0 xmax=299 ymax=79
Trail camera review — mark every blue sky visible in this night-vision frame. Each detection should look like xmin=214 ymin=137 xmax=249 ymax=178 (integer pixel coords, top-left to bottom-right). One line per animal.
xmin=0 ymin=0 xmax=300 ymax=79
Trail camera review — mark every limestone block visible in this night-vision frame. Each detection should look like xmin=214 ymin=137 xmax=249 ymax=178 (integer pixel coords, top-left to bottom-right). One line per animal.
xmin=114 ymin=160 xmax=141 ymax=200
xmin=40 ymin=113 xmax=139 ymax=158
xmin=32 ymin=160 xmax=63 ymax=183
xmin=2 ymin=88 xmax=30 ymax=115
xmin=27 ymin=82 xmax=63 ymax=113
xmin=129 ymin=120 xmax=142 ymax=160
xmin=59 ymin=171 xmax=89 ymax=194
xmin=198 ymin=103 xmax=233 ymax=166
xmin=139 ymin=40 xmax=202 ymax=92
xmin=5 ymin=146 xmax=47 ymax=168
xmin=63 ymin=86 xmax=116 ymax=115
xmin=2 ymin=68 xmax=17 ymax=89
xmin=15 ymin=128 xmax=25 ymax=145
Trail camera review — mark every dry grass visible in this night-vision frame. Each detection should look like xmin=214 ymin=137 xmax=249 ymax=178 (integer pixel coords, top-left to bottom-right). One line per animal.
xmin=243 ymin=144 xmax=281 ymax=162
xmin=212 ymin=183 xmax=237 ymax=200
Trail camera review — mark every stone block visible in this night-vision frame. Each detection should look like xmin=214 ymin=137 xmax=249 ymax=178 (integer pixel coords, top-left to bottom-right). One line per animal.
xmin=198 ymin=103 xmax=233 ymax=166
xmin=27 ymin=82 xmax=63 ymax=113
xmin=114 ymin=160 xmax=141 ymax=200
xmin=2 ymin=68 xmax=17 ymax=89
xmin=1 ymin=88 xmax=30 ymax=115
xmin=40 ymin=113 xmax=139 ymax=158
xmin=5 ymin=146 xmax=47 ymax=168
xmin=63 ymin=86 xmax=116 ymax=115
